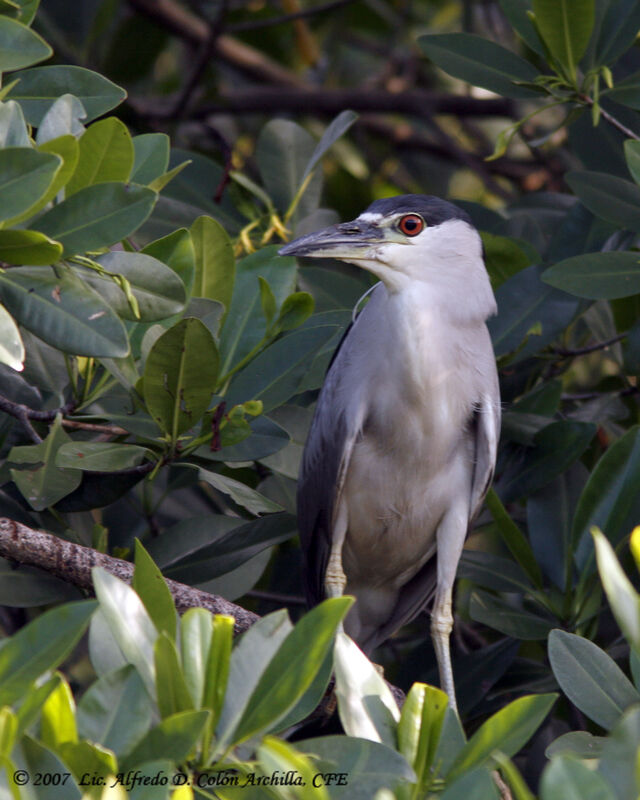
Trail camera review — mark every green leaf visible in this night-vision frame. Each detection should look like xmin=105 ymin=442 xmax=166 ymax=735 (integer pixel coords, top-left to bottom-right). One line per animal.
xmin=77 ymin=665 xmax=153 ymax=758
xmin=548 ymin=629 xmax=640 ymax=729
xmin=593 ymin=528 xmax=640 ymax=651
xmin=488 ymin=265 xmax=580 ymax=363
xmin=190 ymin=215 xmax=235 ymax=310
xmin=481 ymin=232 xmax=533 ymax=289
xmin=162 ymin=512 xmax=297 ymax=583
xmin=0 ymin=147 xmax=60 ymax=222
xmin=458 ymin=550 xmax=535 ymax=593
xmin=92 ymin=567 xmax=158 ymax=697
xmin=57 ymin=741 xmax=117 ymax=795
xmin=470 ymin=590 xmax=555 ymax=639
xmin=486 ymin=488 xmax=543 ymax=588
xmin=446 ymin=693 xmax=557 ymax=780
xmin=8 ymin=416 xmax=82 ymax=510
xmin=259 ymin=276 xmax=277 ymax=326
xmin=0 ymin=600 xmax=96 ymax=706
xmin=0 ymin=230 xmax=62 ymax=265
xmin=572 ymin=426 xmax=640 ymax=569
xmin=418 ymin=33 xmax=539 ymax=98
xmin=258 ymin=738 xmax=330 ymax=800
xmin=531 ymin=0 xmax=595 ymax=73
xmin=302 ymin=109 xmax=358 ymax=180
xmin=598 ymin=707 xmax=640 ymax=799
xmin=545 ymin=731 xmax=605 ymax=760
xmin=142 ymin=228 xmax=195 ymax=293
xmin=80 ymin=251 xmax=187 ymax=321
xmin=398 ymin=683 xmax=448 ymax=795
xmin=6 ymin=134 xmax=80 ymax=225
xmin=297 ymin=736 xmax=415 ymax=800
xmin=0 ymin=558 xmax=77 ymax=607
xmin=40 ymin=676 xmax=77 ymax=751
xmin=256 ymin=119 xmax=323 ymax=219
xmin=230 ymin=598 xmax=352 ymax=744
xmin=541 ymin=755 xmax=616 ymax=800
xmin=441 ymin=769 xmax=499 ymax=800
xmin=543 ymin=252 xmax=640 ymax=299
xmin=19 ymin=736 xmax=82 ymax=799
xmin=180 ymin=608 xmax=213 ymax=709
xmin=202 ymin=614 xmax=233 ymax=725
xmin=625 ymin=139 xmax=640 ymax=185
xmin=0 ymin=15 xmax=51 ymax=70
xmin=218 ymin=245 xmax=296 ymax=374
xmin=499 ymin=421 xmax=596 ymax=502
xmin=6 ymin=65 xmax=126 ymax=125
xmin=196 ymin=467 xmax=283 ymax=515
xmin=226 ymin=325 xmax=338 ymax=412
xmin=0 ymin=265 xmax=129 ymax=357
xmin=121 ymin=709 xmax=210 ymax=771
xmin=273 ymin=291 xmax=314 ymax=333
xmin=498 ymin=0 xmax=546 ymax=56
xmin=132 ymin=132 xmax=170 ymax=184
xmin=143 ymin=318 xmax=218 ymax=439
xmin=0 ymin=303 xmax=24 ymax=371
xmin=133 ymin=539 xmax=178 ymax=641
xmin=566 ymin=171 xmax=640 ymax=233
xmin=333 ymin=632 xmax=399 ymax=748
xmin=66 ymin=116 xmax=134 ymax=195
xmin=216 ymin=610 xmax=293 ymax=748
xmin=154 ymin=633 xmax=194 ymax=719
xmin=36 ymin=182 xmax=157 ymax=256
xmin=0 ymin=98 xmax=29 ymax=146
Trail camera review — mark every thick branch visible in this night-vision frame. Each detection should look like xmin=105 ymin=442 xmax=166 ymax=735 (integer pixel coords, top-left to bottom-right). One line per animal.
xmin=137 ymin=87 xmax=513 ymax=120
xmin=0 ymin=517 xmax=258 ymax=635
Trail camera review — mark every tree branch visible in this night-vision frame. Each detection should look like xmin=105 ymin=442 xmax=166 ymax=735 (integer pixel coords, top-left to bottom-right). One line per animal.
xmin=0 ymin=517 xmax=258 ymax=635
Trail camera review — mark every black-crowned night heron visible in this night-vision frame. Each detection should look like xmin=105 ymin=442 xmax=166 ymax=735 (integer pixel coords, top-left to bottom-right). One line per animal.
xmin=279 ymin=195 xmax=500 ymax=712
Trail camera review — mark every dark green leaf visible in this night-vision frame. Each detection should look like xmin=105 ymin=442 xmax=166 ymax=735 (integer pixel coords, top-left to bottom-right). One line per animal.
xmin=132 ymin=132 xmax=170 ymax=184
xmin=566 ymin=171 xmax=640 ymax=232
xmin=0 ymin=15 xmax=51 ymax=70
xmin=56 ymin=442 xmax=151 ymax=472
xmin=598 ymin=707 xmax=640 ymax=800
xmin=77 ymin=665 xmax=153 ymax=759
xmin=498 ymin=0 xmax=546 ymax=56
xmin=231 ymin=598 xmax=352 ymax=744
xmin=0 ymin=558 xmax=78 ymax=607
xmin=0 ymin=265 xmax=129 ymax=357
xmin=256 ymin=119 xmax=323 ymax=219
xmin=418 ymin=33 xmax=539 ymax=98
xmin=81 ymin=251 xmax=187 ymax=321
xmin=19 ymin=736 xmax=82 ymax=799
xmin=143 ymin=318 xmax=218 ymax=438
xmin=121 ymin=710 xmax=210 ymax=770
xmin=199 ymin=414 xmax=289 ymax=462
xmin=573 ymin=426 xmax=640 ymax=569
xmin=458 ymin=550 xmax=534 ymax=593
xmin=441 ymin=769 xmax=499 ymax=800
xmin=36 ymin=182 xmax=157 ymax=256
xmin=8 ymin=416 xmax=82 ymax=510
xmin=446 ymin=693 xmax=557 ymax=780
xmin=532 ymin=0 xmax=595 ymax=71
xmin=226 ymin=325 xmax=339 ymax=412
xmin=162 ymin=512 xmax=297 ymax=583
xmin=218 ymin=246 xmax=297 ymax=375
xmin=543 ymin=252 xmax=640 ymax=299
xmin=141 ymin=228 xmax=195 ymax=291
xmin=0 ymin=600 xmax=96 ymax=706
xmin=302 ymin=109 xmax=358 ymax=180
xmin=541 ymin=756 xmax=616 ymax=800
xmin=499 ymin=421 xmax=596 ymax=502
xmin=625 ymin=139 xmax=640 ymax=185
xmin=297 ymin=736 xmax=415 ymax=799
xmin=593 ymin=0 xmax=640 ymax=65
xmin=548 ymin=629 xmax=640 ymax=729
xmin=196 ymin=466 xmax=283 ymax=514
xmin=481 ymin=232 xmax=533 ymax=289
xmin=470 ymin=590 xmax=555 ymax=639
xmin=7 ymin=65 xmax=126 ymax=125
xmin=0 ymin=147 xmax=60 ymax=223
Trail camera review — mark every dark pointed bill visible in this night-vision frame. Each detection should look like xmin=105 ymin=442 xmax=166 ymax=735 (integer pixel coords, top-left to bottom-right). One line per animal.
xmin=278 ymin=220 xmax=386 ymax=259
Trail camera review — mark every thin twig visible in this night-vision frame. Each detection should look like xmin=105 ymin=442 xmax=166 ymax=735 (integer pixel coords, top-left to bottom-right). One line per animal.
xmin=60 ymin=419 xmax=129 ymax=436
xmin=0 ymin=396 xmax=76 ymax=444
xmin=550 ymin=332 xmax=627 ymax=358
xmin=228 ymin=0 xmax=354 ymax=32
xmin=581 ymin=94 xmax=640 ymax=140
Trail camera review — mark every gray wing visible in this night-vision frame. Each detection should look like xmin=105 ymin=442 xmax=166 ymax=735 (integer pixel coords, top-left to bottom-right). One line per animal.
xmin=297 ymin=310 xmax=370 ymax=607
xmin=362 ymin=383 xmax=501 ymax=652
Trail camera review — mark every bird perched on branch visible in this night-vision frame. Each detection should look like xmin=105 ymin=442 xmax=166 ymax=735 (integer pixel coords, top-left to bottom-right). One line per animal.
xmin=279 ymin=195 xmax=500 ymax=712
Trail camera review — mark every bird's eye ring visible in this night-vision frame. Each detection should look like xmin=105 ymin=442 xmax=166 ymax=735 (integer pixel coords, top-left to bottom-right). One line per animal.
xmin=398 ymin=214 xmax=425 ymax=236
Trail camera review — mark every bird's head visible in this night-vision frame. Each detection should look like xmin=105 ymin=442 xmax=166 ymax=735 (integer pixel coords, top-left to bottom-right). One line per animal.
xmin=279 ymin=195 xmax=494 ymax=314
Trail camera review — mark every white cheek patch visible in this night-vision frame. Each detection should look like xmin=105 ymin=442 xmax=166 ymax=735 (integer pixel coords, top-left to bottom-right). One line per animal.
xmin=357 ymin=212 xmax=384 ymax=223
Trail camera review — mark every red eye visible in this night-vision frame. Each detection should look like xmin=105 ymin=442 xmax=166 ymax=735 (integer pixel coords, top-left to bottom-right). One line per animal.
xmin=398 ymin=214 xmax=424 ymax=236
